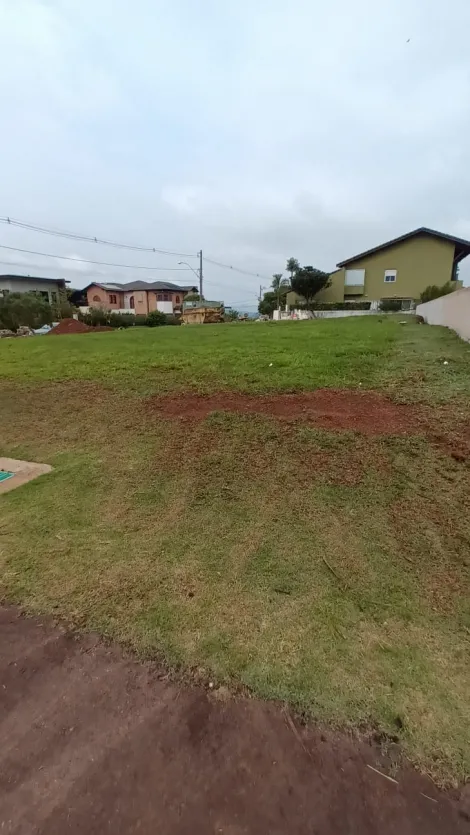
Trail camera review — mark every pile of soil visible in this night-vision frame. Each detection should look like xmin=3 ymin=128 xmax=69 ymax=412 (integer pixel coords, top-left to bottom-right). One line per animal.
xmin=47 ymin=319 xmax=112 ymax=335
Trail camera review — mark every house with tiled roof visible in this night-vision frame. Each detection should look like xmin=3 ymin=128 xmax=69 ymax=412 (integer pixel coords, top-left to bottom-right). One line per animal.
xmin=83 ymin=280 xmax=198 ymax=317
xmin=287 ymin=227 xmax=468 ymax=311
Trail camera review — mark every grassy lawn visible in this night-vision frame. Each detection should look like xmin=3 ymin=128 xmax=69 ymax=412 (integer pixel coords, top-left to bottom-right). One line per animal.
xmin=1 ymin=318 xmax=469 ymax=783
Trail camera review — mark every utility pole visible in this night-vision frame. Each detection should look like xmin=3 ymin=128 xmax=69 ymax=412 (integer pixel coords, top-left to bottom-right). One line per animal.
xmin=198 ymin=250 xmax=203 ymax=300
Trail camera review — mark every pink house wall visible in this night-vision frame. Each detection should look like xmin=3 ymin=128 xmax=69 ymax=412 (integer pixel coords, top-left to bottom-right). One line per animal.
xmin=87 ymin=285 xmax=189 ymax=313
xmin=148 ymin=291 xmax=183 ymax=312
xmin=87 ymin=285 xmax=124 ymax=310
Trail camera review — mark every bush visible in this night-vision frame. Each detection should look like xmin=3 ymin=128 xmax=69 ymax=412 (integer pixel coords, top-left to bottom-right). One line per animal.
xmin=0 ymin=292 xmax=53 ymax=331
xmin=297 ymin=301 xmax=371 ymax=311
xmin=116 ymin=313 xmax=139 ymax=328
xmin=420 ymin=283 xmax=455 ymax=304
xmin=80 ymin=308 xmax=178 ymax=328
xmin=80 ymin=310 xmax=138 ymax=328
xmin=145 ymin=310 xmax=167 ymax=327
xmin=379 ymin=299 xmax=403 ymax=312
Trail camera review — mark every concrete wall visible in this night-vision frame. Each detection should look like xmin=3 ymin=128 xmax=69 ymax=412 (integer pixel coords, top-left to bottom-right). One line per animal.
xmin=416 ymin=286 xmax=470 ymax=341
xmin=0 ymin=278 xmax=64 ymax=304
xmin=277 ymin=309 xmax=414 ymax=320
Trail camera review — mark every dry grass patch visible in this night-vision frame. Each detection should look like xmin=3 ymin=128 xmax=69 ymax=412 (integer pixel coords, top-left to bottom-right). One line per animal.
xmin=1 ymin=380 xmax=469 ymax=782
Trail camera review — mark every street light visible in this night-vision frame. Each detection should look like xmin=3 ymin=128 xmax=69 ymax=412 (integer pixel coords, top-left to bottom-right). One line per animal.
xmin=178 ymin=250 xmax=203 ymax=298
xmin=178 ymin=261 xmax=200 ymax=280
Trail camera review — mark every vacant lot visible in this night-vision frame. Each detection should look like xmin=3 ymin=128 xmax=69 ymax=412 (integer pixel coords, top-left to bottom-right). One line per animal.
xmin=0 ymin=318 xmax=469 ymax=783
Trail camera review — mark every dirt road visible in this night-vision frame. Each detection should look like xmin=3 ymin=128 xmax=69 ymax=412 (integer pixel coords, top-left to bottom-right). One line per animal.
xmin=0 ymin=606 xmax=468 ymax=834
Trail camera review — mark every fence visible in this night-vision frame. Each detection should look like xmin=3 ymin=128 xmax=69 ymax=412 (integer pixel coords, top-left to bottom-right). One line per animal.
xmin=416 ymin=287 xmax=470 ymax=342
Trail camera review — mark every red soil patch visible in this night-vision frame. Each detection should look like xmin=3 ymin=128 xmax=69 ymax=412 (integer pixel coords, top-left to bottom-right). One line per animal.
xmin=48 ymin=318 xmax=112 ymax=335
xmin=147 ymin=389 xmax=424 ymax=436
xmin=1 ymin=605 xmax=468 ymax=834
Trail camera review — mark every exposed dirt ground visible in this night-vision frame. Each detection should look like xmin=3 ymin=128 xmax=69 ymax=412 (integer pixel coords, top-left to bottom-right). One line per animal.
xmin=147 ymin=389 xmax=420 ymax=434
xmin=146 ymin=389 xmax=470 ymax=461
xmin=1 ymin=606 xmax=468 ymax=835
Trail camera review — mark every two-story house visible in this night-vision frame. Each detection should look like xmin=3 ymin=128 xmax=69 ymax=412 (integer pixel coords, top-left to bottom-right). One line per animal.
xmin=287 ymin=228 xmax=469 ymax=311
xmin=84 ymin=281 xmax=198 ymax=317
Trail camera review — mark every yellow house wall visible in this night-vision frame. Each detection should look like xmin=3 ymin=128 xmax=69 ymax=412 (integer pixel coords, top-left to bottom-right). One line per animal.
xmin=343 ymin=235 xmax=456 ymax=302
xmin=286 ymin=234 xmax=461 ymax=309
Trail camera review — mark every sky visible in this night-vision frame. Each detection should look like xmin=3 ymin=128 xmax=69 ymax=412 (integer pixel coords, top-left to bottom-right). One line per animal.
xmin=0 ymin=0 xmax=469 ymax=309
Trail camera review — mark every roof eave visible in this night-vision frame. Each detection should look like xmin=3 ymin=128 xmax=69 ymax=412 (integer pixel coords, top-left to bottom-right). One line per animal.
xmin=336 ymin=227 xmax=470 ymax=268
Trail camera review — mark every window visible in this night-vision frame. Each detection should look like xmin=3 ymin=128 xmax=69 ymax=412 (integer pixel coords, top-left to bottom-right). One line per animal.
xmin=163 ymin=293 xmax=170 ymax=301
xmin=50 ymin=291 xmax=58 ymax=304
xmin=157 ymin=293 xmax=163 ymax=301
xmin=39 ymin=291 xmax=49 ymax=301
xmin=345 ymin=269 xmax=365 ymax=286
xmin=109 ymin=294 xmax=117 ymax=304
xmin=175 ymin=295 xmax=180 ymax=304
xmin=92 ymin=295 xmax=101 ymax=302
xmin=384 ymin=270 xmax=397 ymax=283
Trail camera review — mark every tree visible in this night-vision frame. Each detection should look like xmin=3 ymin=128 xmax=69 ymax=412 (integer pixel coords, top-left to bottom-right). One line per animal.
xmin=286 ymin=258 xmax=300 ymax=286
xmin=184 ymin=293 xmax=201 ymax=302
xmin=0 ymin=292 xmax=53 ymax=331
xmin=145 ymin=310 xmax=167 ymax=327
xmin=258 ymin=290 xmax=280 ymax=317
xmin=225 ymin=308 xmax=240 ymax=321
xmin=271 ymin=273 xmax=289 ymax=311
xmin=420 ymin=283 xmax=455 ymax=304
xmin=290 ymin=266 xmax=330 ymax=309
xmin=51 ymin=289 xmax=75 ymax=321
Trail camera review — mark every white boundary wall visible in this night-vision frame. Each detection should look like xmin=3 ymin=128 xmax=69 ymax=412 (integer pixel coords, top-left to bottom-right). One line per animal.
xmin=416 ymin=287 xmax=470 ymax=342
xmin=274 ymin=309 xmax=414 ymax=320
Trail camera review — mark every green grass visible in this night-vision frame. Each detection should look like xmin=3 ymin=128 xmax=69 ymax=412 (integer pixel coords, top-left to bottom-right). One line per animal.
xmin=0 ymin=318 xmax=469 ymax=783
xmin=1 ymin=317 xmax=469 ymax=401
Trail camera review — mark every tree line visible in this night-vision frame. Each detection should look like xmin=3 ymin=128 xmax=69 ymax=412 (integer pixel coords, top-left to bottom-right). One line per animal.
xmin=258 ymin=258 xmax=330 ymax=316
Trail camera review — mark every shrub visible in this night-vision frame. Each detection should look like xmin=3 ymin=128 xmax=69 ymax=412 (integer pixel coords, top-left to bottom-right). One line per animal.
xmin=114 ymin=313 xmax=138 ymax=328
xmin=0 ymin=292 xmax=53 ymax=331
xmin=297 ymin=301 xmax=371 ymax=311
xmin=379 ymin=299 xmax=403 ymax=312
xmin=145 ymin=310 xmax=168 ymax=327
xmin=420 ymin=283 xmax=455 ymax=304
xmin=80 ymin=310 xmax=138 ymax=328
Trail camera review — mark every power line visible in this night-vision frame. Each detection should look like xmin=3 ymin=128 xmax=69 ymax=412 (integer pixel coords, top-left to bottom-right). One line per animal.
xmin=1 ymin=214 xmax=274 ymax=283
xmin=0 ymin=216 xmax=196 ymax=259
xmin=203 ymin=255 xmax=271 ymax=281
xmin=0 ymin=256 xmax=230 ymax=291
xmin=0 ymin=244 xmax=195 ymax=272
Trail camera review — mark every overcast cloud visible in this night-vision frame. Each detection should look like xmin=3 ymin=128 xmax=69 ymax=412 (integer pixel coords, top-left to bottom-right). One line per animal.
xmin=0 ymin=0 xmax=469 ymax=307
